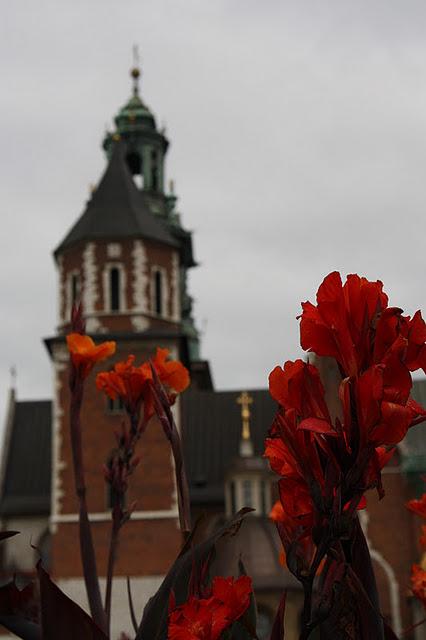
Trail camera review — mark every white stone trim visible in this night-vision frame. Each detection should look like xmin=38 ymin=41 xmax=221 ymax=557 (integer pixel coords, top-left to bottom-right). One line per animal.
xmin=131 ymin=315 xmax=150 ymax=332
xmin=57 ymin=255 xmax=65 ymax=325
xmin=52 ymin=509 xmax=179 ymax=524
xmin=171 ymin=251 xmax=180 ymax=321
xmin=106 ymin=243 xmax=122 ymax=258
xmin=50 ymin=354 xmax=67 ymax=535
xmin=132 ymin=240 xmax=148 ymax=312
xmin=102 ymin=261 xmax=127 ymax=313
xmin=150 ymin=265 xmax=169 ymax=318
xmin=82 ymin=242 xmax=98 ymax=315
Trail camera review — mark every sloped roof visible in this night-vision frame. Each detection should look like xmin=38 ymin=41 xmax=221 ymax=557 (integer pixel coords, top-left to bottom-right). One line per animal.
xmin=0 ymin=400 xmax=52 ymax=516
xmin=55 ymin=142 xmax=179 ymax=256
xmin=182 ymin=389 xmax=276 ymax=504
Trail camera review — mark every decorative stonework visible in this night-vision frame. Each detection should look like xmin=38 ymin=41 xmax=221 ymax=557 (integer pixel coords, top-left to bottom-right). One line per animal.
xmin=57 ymin=256 xmax=65 ymax=325
xmin=171 ymin=251 xmax=180 ymax=321
xmin=132 ymin=240 xmax=148 ymax=312
xmin=107 ymin=243 xmax=122 ymax=258
xmin=85 ymin=317 xmax=104 ymax=333
xmin=131 ymin=315 xmax=149 ymax=332
xmin=82 ymin=243 xmax=98 ymax=315
xmin=50 ymin=352 xmax=67 ymax=535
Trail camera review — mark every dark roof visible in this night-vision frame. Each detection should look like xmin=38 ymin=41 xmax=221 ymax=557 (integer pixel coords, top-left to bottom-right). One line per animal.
xmin=182 ymin=389 xmax=276 ymax=504
xmin=54 ymin=141 xmax=179 ymax=256
xmin=0 ymin=400 xmax=52 ymax=516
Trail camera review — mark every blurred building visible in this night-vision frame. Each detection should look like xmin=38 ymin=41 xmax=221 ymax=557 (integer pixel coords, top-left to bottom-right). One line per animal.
xmin=0 ymin=66 xmax=426 ymax=639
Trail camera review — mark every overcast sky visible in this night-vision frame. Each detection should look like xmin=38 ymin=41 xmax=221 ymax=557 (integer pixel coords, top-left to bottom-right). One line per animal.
xmin=1 ymin=0 xmax=426 ymax=423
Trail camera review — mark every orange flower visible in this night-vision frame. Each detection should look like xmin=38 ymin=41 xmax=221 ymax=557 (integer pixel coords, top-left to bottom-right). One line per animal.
xmin=96 ymin=355 xmax=150 ymax=414
xmin=96 ymin=348 xmax=190 ymax=416
xmin=147 ymin=347 xmax=190 ymax=393
xmin=66 ymin=333 xmax=116 ymax=379
xmin=411 ymin=564 xmax=426 ymax=609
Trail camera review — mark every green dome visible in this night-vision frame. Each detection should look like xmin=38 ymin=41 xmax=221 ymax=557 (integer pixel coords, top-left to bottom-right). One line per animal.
xmin=114 ymin=92 xmax=156 ymax=133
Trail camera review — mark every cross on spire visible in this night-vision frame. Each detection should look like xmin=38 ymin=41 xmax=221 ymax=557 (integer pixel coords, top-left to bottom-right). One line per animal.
xmin=236 ymin=391 xmax=254 ymax=457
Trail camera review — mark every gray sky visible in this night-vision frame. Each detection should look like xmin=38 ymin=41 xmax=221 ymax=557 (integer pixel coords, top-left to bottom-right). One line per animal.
xmin=1 ymin=0 xmax=426 ymax=424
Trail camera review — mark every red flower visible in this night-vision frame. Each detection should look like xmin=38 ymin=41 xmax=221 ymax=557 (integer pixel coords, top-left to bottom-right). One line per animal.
xmin=210 ymin=576 xmax=252 ymax=622
xmin=269 ymin=360 xmax=335 ymax=435
xmin=96 ymin=348 xmax=190 ymax=417
xmin=168 ymin=596 xmax=223 ymax=640
xmin=353 ymin=365 xmax=413 ymax=447
xmin=300 ymin=272 xmax=388 ymax=377
xmin=66 ymin=333 xmax=116 ymax=379
xmin=411 ymin=564 xmax=426 ymax=609
xmin=168 ymin=576 xmax=252 ymax=640
xmin=407 ymin=494 xmax=426 ymax=519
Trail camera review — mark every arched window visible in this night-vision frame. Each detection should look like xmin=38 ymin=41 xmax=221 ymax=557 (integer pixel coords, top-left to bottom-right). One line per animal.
xmin=70 ymin=273 xmax=80 ymax=308
xmin=151 ymin=150 xmax=159 ymax=191
xmin=110 ymin=267 xmax=120 ymax=312
xmin=154 ymin=269 xmax=163 ymax=315
xmin=126 ymin=151 xmax=144 ymax=189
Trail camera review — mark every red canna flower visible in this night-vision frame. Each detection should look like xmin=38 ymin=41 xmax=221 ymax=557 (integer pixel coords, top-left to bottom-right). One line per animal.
xmin=411 ymin=564 xmax=426 ymax=609
xmin=269 ymin=359 xmax=335 ymax=435
xmin=168 ymin=595 xmax=224 ymax=640
xmin=210 ymin=576 xmax=252 ymax=622
xmin=299 ymin=272 xmax=388 ymax=378
xmin=168 ymin=576 xmax=252 ymax=640
xmin=299 ymin=271 xmax=426 ymax=380
xmin=407 ymin=494 xmax=426 ymax=519
xmin=66 ymin=333 xmax=116 ymax=379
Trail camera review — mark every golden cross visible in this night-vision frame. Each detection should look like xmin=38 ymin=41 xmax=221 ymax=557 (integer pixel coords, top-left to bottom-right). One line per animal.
xmin=236 ymin=391 xmax=253 ymax=441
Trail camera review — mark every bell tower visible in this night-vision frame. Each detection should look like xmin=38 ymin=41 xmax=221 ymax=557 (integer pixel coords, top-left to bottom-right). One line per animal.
xmin=44 ymin=63 xmax=202 ymax=636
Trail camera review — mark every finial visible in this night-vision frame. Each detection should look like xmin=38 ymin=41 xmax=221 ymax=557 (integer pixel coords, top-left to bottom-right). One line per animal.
xmin=130 ymin=45 xmax=141 ymax=96
xmin=169 ymin=179 xmax=175 ymax=195
xmin=9 ymin=366 xmax=16 ymax=391
xmin=237 ymin=391 xmax=254 ymax=457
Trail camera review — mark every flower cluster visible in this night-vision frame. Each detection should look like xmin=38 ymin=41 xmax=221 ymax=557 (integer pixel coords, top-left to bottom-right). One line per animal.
xmin=168 ymin=576 xmax=252 ymax=640
xmin=265 ymin=272 xmax=426 ymax=584
xmin=96 ymin=347 xmax=190 ymax=420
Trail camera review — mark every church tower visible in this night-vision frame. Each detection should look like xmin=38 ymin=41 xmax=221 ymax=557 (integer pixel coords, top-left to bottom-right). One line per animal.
xmin=44 ymin=63 xmax=200 ymax=634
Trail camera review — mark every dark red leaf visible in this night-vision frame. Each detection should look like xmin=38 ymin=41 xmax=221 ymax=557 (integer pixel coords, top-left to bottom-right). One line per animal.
xmin=38 ymin=562 xmax=108 ymax=640
xmin=270 ymin=591 xmax=286 ymax=639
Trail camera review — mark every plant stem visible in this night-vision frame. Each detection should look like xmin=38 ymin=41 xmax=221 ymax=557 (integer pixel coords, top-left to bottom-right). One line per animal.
xmin=104 ymin=513 xmax=120 ymax=634
xmin=69 ymin=380 xmax=108 ymax=634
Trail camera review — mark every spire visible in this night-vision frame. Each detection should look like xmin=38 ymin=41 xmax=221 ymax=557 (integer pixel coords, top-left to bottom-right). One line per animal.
xmin=237 ymin=391 xmax=254 ymax=457
xmin=130 ymin=45 xmax=141 ymax=97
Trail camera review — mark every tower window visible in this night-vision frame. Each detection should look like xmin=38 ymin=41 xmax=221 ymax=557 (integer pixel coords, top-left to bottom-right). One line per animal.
xmin=110 ymin=267 xmax=120 ymax=312
xmin=107 ymin=396 xmax=124 ymax=414
xmin=151 ymin=150 xmax=158 ymax=191
xmin=242 ymin=479 xmax=253 ymax=507
xmin=126 ymin=151 xmax=144 ymax=188
xmin=70 ymin=273 xmax=80 ymax=309
xmin=153 ymin=269 xmax=163 ymax=316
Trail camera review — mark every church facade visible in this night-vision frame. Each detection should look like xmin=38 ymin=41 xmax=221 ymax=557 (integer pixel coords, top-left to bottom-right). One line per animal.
xmin=1 ymin=65 xmax=426 ymax=639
